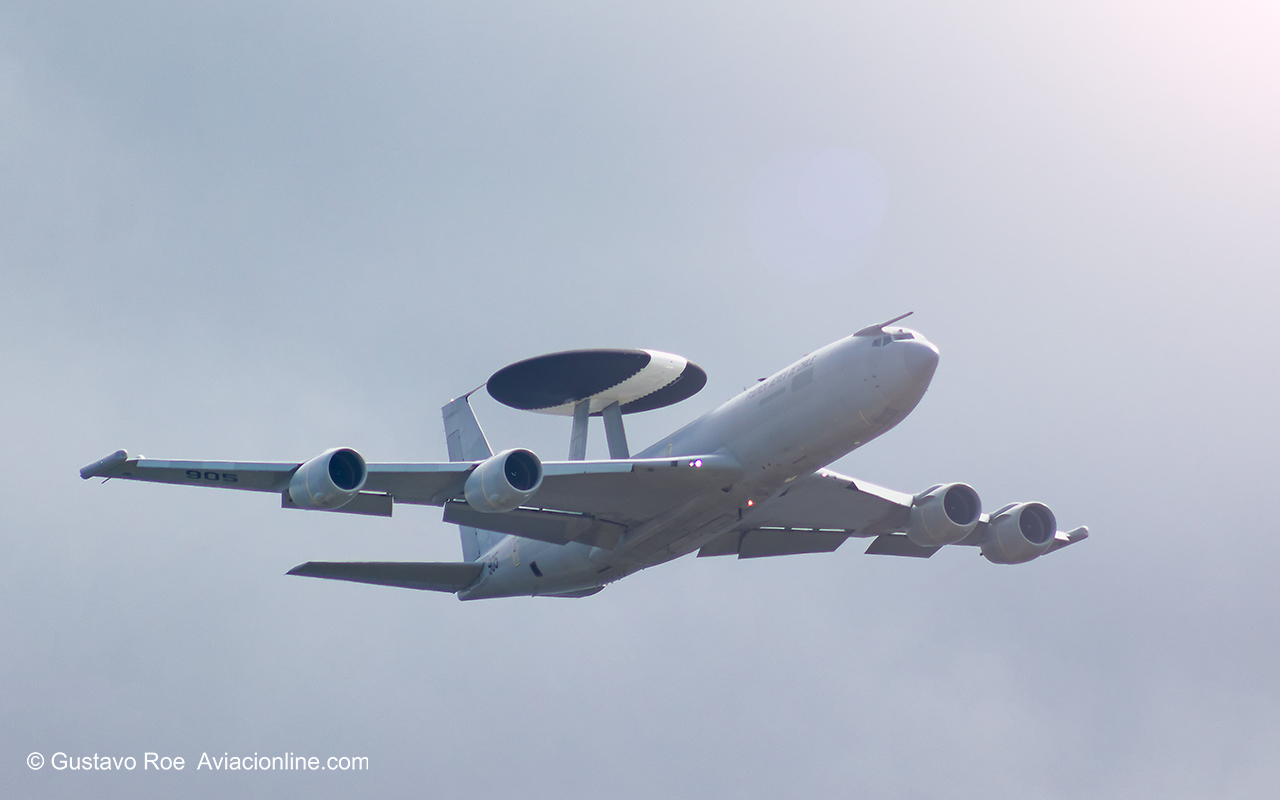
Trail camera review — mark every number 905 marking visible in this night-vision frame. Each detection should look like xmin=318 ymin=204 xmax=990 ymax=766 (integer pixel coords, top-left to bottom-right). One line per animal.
xmin=186 ymin=470 xmax=238 ymax=483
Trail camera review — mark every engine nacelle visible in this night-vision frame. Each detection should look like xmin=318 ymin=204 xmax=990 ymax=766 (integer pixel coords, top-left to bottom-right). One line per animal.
xmin=980 ymin=502 xmax=1057 ymax=564
xmin=288 ymin=447 xmax=368 ymax=510
xmin=464 ymin=449 xmax=543 ymax=513
xmin=906 ymin=483 xmax=982 ymax=547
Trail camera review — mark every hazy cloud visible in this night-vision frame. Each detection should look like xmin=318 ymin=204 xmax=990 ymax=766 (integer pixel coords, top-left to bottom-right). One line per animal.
xmin=3 ymin=2 xmax=1279 ymax=798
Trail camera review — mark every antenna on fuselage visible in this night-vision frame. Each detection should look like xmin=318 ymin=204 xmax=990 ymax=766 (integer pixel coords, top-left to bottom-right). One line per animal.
xmin=853 ymin=311 xmax=914 ymax=337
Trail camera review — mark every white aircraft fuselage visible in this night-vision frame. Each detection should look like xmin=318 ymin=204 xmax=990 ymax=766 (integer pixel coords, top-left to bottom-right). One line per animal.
xmin=459 ymin=327 xmax=939 ymax=599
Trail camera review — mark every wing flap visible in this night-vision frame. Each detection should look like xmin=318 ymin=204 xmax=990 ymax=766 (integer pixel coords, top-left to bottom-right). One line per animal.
xmin=697 ymin=530 xmax=743 ymax=557
xmin=366 ymin=455 xmax=740 ymax=522
xmin=529 ymin=455 xmax=742 ymax=524
xmin=698 ymin=528 xmax=851 ymax=558
xmin=282 ymin=491 xmax=393 ymax=517
xmin=442 ymin=501 xmax=626 ymax=549
xmin=864 ymin=534 xmax=941 ymax=558
xmin=287 ymin=561 xmax=483 ymax=593
xmin=740 ymin=529 xmax=848 ymax=558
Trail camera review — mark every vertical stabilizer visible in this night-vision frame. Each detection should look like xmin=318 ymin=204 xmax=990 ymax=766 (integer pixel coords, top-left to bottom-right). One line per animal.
xmin=443 ymin=393 xmax=502 ymax=562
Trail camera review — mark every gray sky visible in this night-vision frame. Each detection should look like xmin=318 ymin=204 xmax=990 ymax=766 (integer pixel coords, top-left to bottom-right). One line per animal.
xmin=3 ymin=2 xmax=1279 ymax=797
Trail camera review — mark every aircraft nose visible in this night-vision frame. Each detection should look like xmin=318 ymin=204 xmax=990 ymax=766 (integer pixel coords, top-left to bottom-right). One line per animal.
xmin=902 ymin=339 xmax=939 ymax=381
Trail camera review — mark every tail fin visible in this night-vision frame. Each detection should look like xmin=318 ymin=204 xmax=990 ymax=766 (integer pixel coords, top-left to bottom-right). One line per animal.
xmin=443 ymin=393 xmax=503 ymax=562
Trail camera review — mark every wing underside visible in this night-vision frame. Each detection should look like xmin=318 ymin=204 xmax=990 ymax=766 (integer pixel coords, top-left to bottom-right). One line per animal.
xmin=698 ymin=469 xmax=1088 ymax=559
xmin=697 ymin=470 xmax=912 ymax=558
xmin=80 ymin=449 xmax=742 ymax=527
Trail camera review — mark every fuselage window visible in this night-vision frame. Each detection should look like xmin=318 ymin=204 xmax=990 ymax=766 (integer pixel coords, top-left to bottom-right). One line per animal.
xmin=891 ymin=332 xmax=914 ymax=341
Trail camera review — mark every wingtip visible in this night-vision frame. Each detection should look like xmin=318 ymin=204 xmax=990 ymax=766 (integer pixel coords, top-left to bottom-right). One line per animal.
xmin=80 ymin=449 xmax=129 ymax=479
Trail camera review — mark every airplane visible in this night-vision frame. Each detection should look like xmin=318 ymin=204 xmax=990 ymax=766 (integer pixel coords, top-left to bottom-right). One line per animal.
xmin=80 ymin=313 xmax=1088 ymax=600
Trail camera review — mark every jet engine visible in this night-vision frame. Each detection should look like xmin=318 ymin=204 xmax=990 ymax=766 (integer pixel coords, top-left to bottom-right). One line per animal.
xmin=980 ymin=502 xmax=1057 ymax=564
xmin=906 ymin=483 xmax=982 ymax=547
xmin=464 ymin=449 xmax=543 ymax=513
xmin=288 ymin=448 xmax=368 ymax=510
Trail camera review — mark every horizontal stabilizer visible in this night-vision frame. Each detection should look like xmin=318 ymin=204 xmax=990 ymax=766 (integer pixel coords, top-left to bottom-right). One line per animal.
xmin=287 ymin=561 xmax=483 ymax=593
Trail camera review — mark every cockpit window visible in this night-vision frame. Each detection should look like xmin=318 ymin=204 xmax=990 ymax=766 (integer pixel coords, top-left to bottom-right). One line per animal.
xmin=873 ymin=332 xmax=914 ymax=346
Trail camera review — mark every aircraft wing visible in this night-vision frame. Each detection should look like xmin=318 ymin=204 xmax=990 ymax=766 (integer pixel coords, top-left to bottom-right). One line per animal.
xmin=698 ymin=468 xmax=1088 ymax=559
xmin=697 ymin=469 xmax=912 ymax=558
xmin=81 ymin=449 xmax=742 ymax=527
xmin=79 ymin=450 xmax=467 ymax=518
xmin=384 ymin=455 xmax=744 ymax=548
